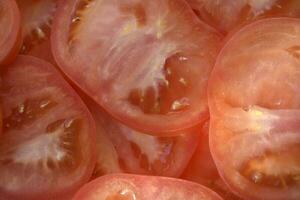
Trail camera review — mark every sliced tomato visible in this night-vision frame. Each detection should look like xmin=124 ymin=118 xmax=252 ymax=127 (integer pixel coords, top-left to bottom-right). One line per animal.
xmin=181 ymin=121 xmax=242 ymax=200
xmin=186 ymin=0 xmax=300 ymax=33
xmin=73 ymin=174 xmax=224 ymax=200
xmin=84 ymin=97 xmax=200 ymax=178
xmin=0 ymin=56 xmax=96 ymax=199
xmin=16 ymin=0 xmax=57 ymax=64
xmin=0 ymin=0 xmax=21 ymax=66
xmin=51 ymin=0 xmax=222 ymax=134
xmin=208 ymin=18 xmax=300 ymax=200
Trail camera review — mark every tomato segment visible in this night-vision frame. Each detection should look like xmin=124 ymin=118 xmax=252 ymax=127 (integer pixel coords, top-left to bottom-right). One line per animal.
xmin=73 ymin=174 xmax=224 ymax=200
xmin=208 ymin=18 xmax=300 ymax=200
xmin=52 ymin=0 xmax=221 ymax=134
xmin=186 ymin=0 xmax=300 ymax=33
xmin=86 ymin=99 xmax=200 ymax=178
xmin=0 ymin=56 xmax=96 ymax=199
xmin=0 ymin=0 xmax=21 ymax=66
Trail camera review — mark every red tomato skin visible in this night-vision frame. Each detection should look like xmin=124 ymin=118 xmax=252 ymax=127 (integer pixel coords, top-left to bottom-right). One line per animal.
xmin=0 ymin=0 xmax=22 ymax=66
xmin=0 ymin=56 xmax=97 ymax=200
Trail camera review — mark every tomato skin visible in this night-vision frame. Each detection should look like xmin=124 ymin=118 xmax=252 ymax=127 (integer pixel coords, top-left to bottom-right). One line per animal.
xmin=0 ymin=56 xmax=97 ymax=200
xmin=0 ymin=0 xmax=22 ymax=66
xmin=51 ymin=0 xmax=222 ymax=135
xmin=208 ymin=18 xmax=300 ymax=200
xmin=73 ymin=174 xmax=224 ymax=200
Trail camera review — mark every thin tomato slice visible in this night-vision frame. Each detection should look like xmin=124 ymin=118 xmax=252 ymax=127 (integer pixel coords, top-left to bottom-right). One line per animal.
xmin=186 ymin=0 xmax=300 ymax=33
xmin=84 ymin=97 xmax=200 ymax=178
xmin=16 ymin=0 xmax=57 ymax=64
xmin=73 ymin=174 xmax=224 ymax=200
xmin=51 ymin=0 xmax=221 ymax=134
xmin=0 ymin=0 xmax=21 ymax=66
xmin=209 ymin=18 xmax=300 ymax=200
xmin=0 ymin=56 xmax=96 ymax=199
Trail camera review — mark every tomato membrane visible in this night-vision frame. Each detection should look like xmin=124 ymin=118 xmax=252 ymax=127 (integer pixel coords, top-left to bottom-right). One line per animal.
xmin=52 ymin=0 xmax=222 ymax=134
xmin=17 ymin=0 xmax=57 ymax=64
xmin=73 ymin=174 xmax=224 ymax=200
xmin=0 ymin=56 xmax=96 ymax=200
xmin=209 ymin=18 xmax=300 ymax=200
xmin=82 ymin=96 xmax=200 ymax=178
xmin=186 ymin=0 xmax=300 ymax=33
xmin=0 ymin=0 xmax=21 ymax=66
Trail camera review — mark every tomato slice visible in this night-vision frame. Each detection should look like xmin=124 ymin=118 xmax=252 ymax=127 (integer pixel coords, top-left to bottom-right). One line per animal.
xmin=16 ymin=0 xmax=57 ymax=65
xmin=73 ymin=174 xmax=224 ymax=200
xmin=186 ymin=0 xmax=300 ymax=33
xmin=208 ymin=18 xmax=300 ymax=200
xmin=0 ymin=0 xmax=21 ymax=66
xmin=0 ymin=56 xmax=96 ymax=199
xmin=181 ymin=121 xmax=242 ymax=200
xmin=51 ymin=0 xmax=221 ymax=134
xmin=84 ymin=97 xmax=200 ymax=178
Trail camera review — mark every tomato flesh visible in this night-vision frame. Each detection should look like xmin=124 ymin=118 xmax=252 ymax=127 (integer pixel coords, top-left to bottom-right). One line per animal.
xmin=0 ymin=0 xmax=21 ymax=66
xmin=0 ymin=56 xmax=96 ymax=199
xmin=208 ymin=18 xmax=300 ymax=200
xmin=51 ymin=0 xmax=222 ymax=134
xmin=73 ymin=174 xmax=224 ymax=200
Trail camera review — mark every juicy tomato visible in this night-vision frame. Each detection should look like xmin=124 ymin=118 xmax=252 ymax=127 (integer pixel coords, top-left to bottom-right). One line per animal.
xmin=181 ymin=122 xmax=242 ymax=200
xmin=73 ymin=174 xmax=224 ymax=200
xmin=16 ymin=0 xmax=57 ymax=64
xmin=186 ymin=0 xmax=300 ymax=33
xmin=84 ymin=97 xmax=200 ymax=178
xmin=0 ymin=56 xmax=96 ymax=199
xmin=208 ymin=18 xmax=300 ymax=200
xmin=0 ymin=0 xmax=21 ymax=66
xmin=51 ymin=0 xmax=222 ymax=134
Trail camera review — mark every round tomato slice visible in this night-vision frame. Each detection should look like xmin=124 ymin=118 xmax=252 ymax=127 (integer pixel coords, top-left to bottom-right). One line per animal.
xmin=186 ymin=0 xmax=300 ymax=33
xmin=16 ymin=0 xmax=57 ymax=64
xmin=51 ymin=0 xmax=221 ymax=134
xmin=0 ymin=0 xmax=21 ymax=66
xmin=0 ymin=56 xmax=96 ymax=199
xmin=73 ymin=174 xmax=224 ymax=200
xmin=208 ymin=18 xmax=300 ymax=200
xmin=85 ymin=97 xmax=200 ymax=178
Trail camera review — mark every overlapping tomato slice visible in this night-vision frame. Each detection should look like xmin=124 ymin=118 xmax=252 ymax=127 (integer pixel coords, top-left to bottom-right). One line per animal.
xmin=84 ymin=98 xmax=200 ymax=178
xmin=186 ymin=0 xmax=300 ymax=33
xmin=182 ymin=122 xmax=242 ymax=200
xmin=16 ymin=0 xmax=57 ymax=64
xmin=0 ymin=56 xmax=96 ymax=199
xmin=208 ymin=18 xmax=300 ymax=200
xmin=51 ymin=0 xmax=222 ymax=134
xmin=0 ymin=0 xmax=21 ymax=66
xmin=73 ymin=174 xmax=224 ymax=200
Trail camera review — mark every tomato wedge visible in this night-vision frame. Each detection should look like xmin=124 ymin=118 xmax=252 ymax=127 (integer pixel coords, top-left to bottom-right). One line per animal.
xmin=0 ymin=0 xmax=21 ymax=66
xmin=208 ymin=18 xmax=300 ymax=200
xmin=186 ymin=0 xmax=300 ymax=33
xmin=51 ymin=0 xmax=221 ymax=134
xmin=86 ymin=98 xmax=200 ymax=178
xmin=0 ymin=56 xmax=96 ymax=199
xmin=73 ymin=174 xmax=224 ymax=200
xmin=16 ymin=0 xmax=57 ymax=64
